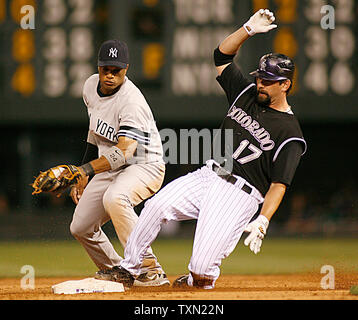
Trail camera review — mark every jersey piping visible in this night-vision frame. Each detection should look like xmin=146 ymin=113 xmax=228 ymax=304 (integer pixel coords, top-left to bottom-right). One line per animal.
xmin=229 ymin=83 xmax=256 ymax=112
xmin=272 ymin=137 xmax=307 ymax=162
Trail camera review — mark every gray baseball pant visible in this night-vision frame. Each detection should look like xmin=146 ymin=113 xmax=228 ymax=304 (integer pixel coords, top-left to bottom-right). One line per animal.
xmin=70 ymin=161 xmax=165 ymax=274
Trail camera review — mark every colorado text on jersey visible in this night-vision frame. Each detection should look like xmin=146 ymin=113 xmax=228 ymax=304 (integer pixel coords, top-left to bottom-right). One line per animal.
xmin=228 ymin=106 xmax=275 ymax=151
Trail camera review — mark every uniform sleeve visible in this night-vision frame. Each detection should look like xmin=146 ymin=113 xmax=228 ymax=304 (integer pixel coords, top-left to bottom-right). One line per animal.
xmin=83 ymin=94 xmax=89 ymax=107
xmin=271 ymin=141 xmax=305 ymax=187
xmin=118 ymin=103 xmax=153 ymax=145
xmin=216 ymin=63 xmax=253 ymax=106
xmin=82 ymin=75 xmax=93 ymax=108
xmin=86 ymin=130 xmax=97 ymax=145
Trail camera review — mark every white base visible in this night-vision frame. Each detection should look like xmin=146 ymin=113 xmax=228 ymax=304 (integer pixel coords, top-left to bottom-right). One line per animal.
xmin=52 ymin=277 xmax=125 ymax=295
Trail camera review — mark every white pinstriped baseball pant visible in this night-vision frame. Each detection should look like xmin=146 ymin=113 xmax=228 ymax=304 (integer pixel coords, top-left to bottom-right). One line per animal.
xmin=120 ymin=160 xmax=264 ymax=289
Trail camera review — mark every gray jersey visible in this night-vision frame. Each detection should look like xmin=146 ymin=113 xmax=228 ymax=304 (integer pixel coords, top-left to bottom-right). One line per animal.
xmin=82 ymin=74 xmax=164 ymax=165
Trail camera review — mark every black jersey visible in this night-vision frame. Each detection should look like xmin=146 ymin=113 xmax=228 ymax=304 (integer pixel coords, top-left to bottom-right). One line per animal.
xmin=213 ymin=63 xmax=307 ymax=196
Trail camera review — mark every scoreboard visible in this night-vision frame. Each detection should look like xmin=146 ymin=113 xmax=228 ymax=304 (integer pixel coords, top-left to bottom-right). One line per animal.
xmin=0 ymin=0 xmax=357 ymax=125
xmin=123 ymin=0 xmax=358 ymax=123
xmin=0 ymin=0 xmax=104 ymax=124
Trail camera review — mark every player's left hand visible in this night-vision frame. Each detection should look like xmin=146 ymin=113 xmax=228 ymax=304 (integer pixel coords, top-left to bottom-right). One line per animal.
xmin=243 ymin=9 xmax=277 ymax=36
xmin=32 ymin=164 xmax=86 ymax=197
xmin=244 ymin=215 xmax=270 ymax=254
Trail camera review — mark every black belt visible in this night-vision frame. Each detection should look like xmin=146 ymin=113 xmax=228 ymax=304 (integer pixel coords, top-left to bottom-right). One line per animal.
xmin=212 ymin=163 xmax=252 ymax=195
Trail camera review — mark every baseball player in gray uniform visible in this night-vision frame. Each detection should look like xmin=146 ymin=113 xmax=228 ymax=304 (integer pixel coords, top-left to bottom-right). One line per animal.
xmin=101 ymin=9 xmax=307 ymax=289
xmin=68 ymin=39 xmax=169 ymax=286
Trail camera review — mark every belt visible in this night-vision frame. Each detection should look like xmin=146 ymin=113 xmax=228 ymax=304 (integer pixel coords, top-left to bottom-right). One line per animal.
xmin=212 ymin=163 xmax=252 ymax=195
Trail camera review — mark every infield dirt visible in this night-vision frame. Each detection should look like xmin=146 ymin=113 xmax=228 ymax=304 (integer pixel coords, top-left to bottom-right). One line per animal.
xmin=1 ymin=273 xmax=357 ymax=300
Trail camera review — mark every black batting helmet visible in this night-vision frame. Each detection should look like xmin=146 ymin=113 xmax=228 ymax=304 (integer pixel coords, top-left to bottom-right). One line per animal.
xmin=249 ymin=53 xmax=295 ymax=81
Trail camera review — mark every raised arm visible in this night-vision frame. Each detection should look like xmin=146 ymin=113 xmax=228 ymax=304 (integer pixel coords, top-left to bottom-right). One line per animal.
xmin=215 ymin=9 xmax=277 ymax=76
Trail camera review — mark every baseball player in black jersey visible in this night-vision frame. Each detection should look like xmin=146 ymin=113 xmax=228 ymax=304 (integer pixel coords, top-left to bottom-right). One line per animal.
xmin=105 ymin=9 xmax=307 ymax=289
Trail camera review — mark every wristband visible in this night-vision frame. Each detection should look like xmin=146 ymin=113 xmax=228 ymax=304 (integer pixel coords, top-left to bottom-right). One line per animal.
xmin=243 ymin=23 xmax=255 ymax=36
xmin=213 ymin=47 xmax=235 ymax=67
xmin=257 ymin=215 xmax=270 ymax=230
xmin=79 ymin=162 xmax=95 ymax=177
xmin=102 ymin=146 xmax=126 ymax=170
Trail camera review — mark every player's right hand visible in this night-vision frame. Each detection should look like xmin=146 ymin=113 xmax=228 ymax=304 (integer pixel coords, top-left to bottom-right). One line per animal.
xmin=243 ymin=9 xmax=277 ymax=36
xmin=70 ymin=176 xmax=89 ymax=204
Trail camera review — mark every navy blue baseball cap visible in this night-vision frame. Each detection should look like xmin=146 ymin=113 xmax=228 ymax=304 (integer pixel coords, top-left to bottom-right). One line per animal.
xmin=250 ymin=53 xmax=294 ymax=81
xmin=98 ymin=39 xmax=129 ymax=68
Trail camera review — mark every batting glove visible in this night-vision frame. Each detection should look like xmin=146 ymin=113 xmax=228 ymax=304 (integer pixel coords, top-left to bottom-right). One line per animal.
xmin=243 ymin=9 xmax=277 ymax=36
xmin=244 ymin=215 xmax=270 ymax=254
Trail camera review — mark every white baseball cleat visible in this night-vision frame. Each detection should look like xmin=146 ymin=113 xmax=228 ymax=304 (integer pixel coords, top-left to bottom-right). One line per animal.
xmin=133 ymin=272 xmax=170 ymax=287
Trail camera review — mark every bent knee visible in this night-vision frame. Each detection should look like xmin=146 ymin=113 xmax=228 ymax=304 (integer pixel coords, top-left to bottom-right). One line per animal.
xmin=70 ymin=218 xmax=92 ymax=238
xmin=103 ymin=190 xmax=134 ymax=212
xmin=70 ymin=219 xmax=83 ymax=238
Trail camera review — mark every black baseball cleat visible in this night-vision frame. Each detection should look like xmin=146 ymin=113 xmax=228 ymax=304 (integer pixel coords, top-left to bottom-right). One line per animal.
xmin=95 ymin=266 xmax=120 ymax=281
xmin=95 ymin=266 xmax=134 ymax=287
xmin=172 ymin=275 xmax=190 ymax=288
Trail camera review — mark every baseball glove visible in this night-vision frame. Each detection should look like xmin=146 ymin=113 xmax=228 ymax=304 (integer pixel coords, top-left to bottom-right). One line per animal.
xmin=31 ymin=164 xmax=85 ymax=196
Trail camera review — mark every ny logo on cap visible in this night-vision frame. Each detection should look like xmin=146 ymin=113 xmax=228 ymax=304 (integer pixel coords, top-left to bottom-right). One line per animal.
xmin=109 ymin=47 xmax=118 ymax=58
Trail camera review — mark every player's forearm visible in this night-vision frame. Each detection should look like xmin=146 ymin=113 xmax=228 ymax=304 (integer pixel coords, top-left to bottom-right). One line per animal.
xmin=215 ymin=27 xmax=250 ymax=75
xmin=259 ymin=182 xmax=286 ymax=221
xmin=219 ymin=9 xmax=277 ymax=56
xmin=83 ymin=156 xmax=111 ymax=175
xmin=80 ymin=138 xmax=138 ymax=176
xmin=218 ymin=27 xmax=250 ymax=56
